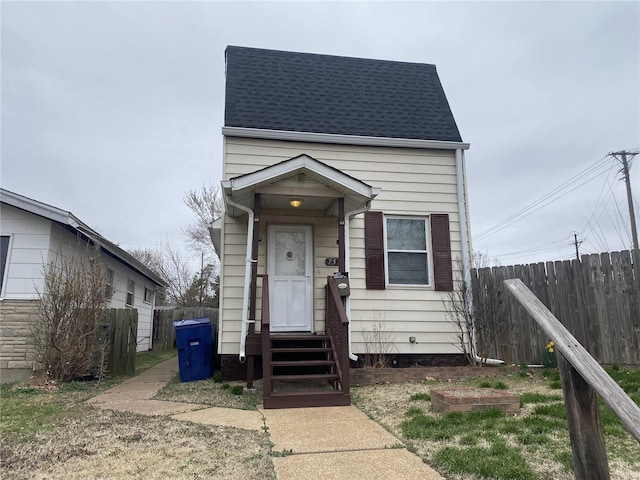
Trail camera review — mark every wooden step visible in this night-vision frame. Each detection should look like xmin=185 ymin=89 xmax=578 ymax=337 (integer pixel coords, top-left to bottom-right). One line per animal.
xmin=263 ymin=391 xmax=351 ymax=409
xmin=270 ymin=334 xmax=329 ymax=341
xmin=271 ymin=373 xmax=339 ymax=383
xmin=271 ymin=347 xmax=331 ymax=354
xmin=271 ymin=360 xmax=335 ymax=367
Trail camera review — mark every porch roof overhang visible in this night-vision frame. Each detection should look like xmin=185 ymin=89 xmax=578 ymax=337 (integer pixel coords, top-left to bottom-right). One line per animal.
xmin=221 ymin=154 xmax=381 ymax=217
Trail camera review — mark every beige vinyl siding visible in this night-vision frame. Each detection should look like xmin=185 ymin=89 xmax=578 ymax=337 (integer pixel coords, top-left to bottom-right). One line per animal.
xmin=220 ymin=136 xmax=467 ymax=355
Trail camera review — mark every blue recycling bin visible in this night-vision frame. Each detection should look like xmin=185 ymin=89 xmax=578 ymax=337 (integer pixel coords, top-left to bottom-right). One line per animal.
xmin=173 ymin=318 xmax=214 ymax=382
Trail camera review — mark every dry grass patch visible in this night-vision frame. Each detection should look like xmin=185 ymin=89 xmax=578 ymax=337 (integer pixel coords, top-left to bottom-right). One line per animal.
xmin=154 ymin=375 xmax=263 ymax=410
xmin=2 ymin=406 xmax=273 ymax=480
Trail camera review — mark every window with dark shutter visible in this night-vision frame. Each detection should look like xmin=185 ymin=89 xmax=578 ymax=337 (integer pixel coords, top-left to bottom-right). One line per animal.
xmin=364 ymin=211 xmax=385 ymax=289
xmin=431 ymin=214 xmax=453 ymax=291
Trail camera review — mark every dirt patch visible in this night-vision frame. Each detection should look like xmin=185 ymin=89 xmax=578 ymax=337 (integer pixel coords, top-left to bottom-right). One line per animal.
xmin=1 ymin=405 xmax=274 ymax=480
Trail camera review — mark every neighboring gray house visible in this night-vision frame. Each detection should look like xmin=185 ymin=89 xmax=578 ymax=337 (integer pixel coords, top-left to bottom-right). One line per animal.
xmin=0 ymin=189 xmax=166 ymax=381
xmin=214 ymin=47 xmax=473 ymax=408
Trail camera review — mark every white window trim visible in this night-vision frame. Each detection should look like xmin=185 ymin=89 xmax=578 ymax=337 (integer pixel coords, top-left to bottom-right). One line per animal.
xmin=105 ymin=267 xmax=115 ymax=297
xmin=383 ymin=215 xmax=433 ymax=287
xmin=0 ymin=234 xmax=13 ymax=298
xmin=126 ymin=278 xmax=135 ymax=307
xmin=143 ymin=286 xmax=153 ymax=304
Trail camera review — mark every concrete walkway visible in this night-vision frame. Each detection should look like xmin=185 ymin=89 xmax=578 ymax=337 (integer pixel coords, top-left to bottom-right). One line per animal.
xmin=89 ymin=357 xmax=444 ymax=480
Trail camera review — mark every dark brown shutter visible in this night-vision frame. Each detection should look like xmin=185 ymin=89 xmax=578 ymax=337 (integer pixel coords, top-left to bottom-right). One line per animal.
xmin=431 ymin=214 xmax=453 ymax=291
xmin=364 ymin=211 xmax=385 ymax=289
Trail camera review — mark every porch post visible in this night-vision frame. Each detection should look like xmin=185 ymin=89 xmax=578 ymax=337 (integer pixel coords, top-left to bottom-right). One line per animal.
xmin=338 ymin=197 xmax=345 ymax=272
xmin=246 ymin=192 xmax=261 ymax=388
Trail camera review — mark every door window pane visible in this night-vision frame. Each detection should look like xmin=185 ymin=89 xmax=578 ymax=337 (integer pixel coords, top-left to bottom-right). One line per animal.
xmin=274 ymin=231 xmax=306 ymax=276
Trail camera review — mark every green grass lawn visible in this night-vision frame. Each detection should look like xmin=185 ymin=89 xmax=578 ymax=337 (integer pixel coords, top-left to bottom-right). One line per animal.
xmin=354 ymin=366 xmax=640 ymax=480
xmin=1 ymin=349 xmax=177 ymax=439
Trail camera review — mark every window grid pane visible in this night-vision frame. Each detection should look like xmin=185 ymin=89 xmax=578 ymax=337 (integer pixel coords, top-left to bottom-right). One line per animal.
xmin=386 ymin=219 xmax=426 ymax=251
xmin=385 ymin=217 xmax=430 ymax=285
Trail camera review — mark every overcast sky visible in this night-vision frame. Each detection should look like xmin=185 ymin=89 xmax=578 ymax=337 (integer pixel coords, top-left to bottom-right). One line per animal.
xmin=2 ymin=1 xmax=639 ymax=271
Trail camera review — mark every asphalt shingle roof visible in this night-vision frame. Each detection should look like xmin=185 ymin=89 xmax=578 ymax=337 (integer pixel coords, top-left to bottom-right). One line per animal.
xmin=225 ymin=46 xmax=463 ymax=143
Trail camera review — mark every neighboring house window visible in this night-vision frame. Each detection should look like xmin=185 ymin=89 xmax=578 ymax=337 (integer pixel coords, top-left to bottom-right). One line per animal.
xmin=0 ymin=235 xmax=10 ymax=295
xmin=364 ymin=212 xmax=453 ymax=291
xmin=105 ymin=268 xmax=115 ymax=297
xmin=126 ymin=278 xmax=135 ymax=306
xmin=144 ymin=287 xmax=154 ymax=304
xmin=385 ymin=217 xmax=430 ymax=285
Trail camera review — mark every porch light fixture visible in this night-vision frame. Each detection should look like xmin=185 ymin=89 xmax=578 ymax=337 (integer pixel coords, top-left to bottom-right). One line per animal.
xmin=289 ymin=198 xmax=303 ymax=208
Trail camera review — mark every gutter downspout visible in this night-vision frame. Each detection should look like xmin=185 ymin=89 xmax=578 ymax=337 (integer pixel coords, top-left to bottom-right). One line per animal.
xmin=344 ymin=200 xmax=372 ymax=361
xmin=225 ymin=196 xmax=255 ymax=364
xmin=455 ymin=149 xmax=503 ymax=366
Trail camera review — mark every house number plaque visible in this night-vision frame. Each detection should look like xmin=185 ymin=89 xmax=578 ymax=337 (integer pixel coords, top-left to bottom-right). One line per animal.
xmin=325 ymin=257 xmax=339 ymax=266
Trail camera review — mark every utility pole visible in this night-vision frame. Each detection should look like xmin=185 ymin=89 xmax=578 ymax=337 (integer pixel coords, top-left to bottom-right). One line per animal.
xmin=609 ymin=151 xmax=639 ymax=250
xmin=571 ymin=231 xmax=583 ymax=260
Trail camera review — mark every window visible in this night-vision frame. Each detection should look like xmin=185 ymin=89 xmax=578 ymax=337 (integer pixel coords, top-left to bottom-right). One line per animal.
xmin=364 ymin=212 xmax=453 ymax=291
xmin=385 ymin=217 xmax=430 ymax=285
xmin=1 ymin=236 xmax=10 ymax=295
xmin=144 ymin=287 xmax=154 ymax=304
xmin=126 ymin=278 xmax=135 ymax=306
xmin=105 ymin=268 xmax=115 ymax=297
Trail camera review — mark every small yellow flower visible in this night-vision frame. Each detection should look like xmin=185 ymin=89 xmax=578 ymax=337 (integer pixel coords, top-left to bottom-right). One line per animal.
xmin=546 ymin=341 xmax=555 ymax=353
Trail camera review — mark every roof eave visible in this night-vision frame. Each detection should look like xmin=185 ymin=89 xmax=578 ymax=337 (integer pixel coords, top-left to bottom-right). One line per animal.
xmin=222 ymin=126 xmax=470 ymax=151
xmin=0 ymin=188 xmax=167 ymax=287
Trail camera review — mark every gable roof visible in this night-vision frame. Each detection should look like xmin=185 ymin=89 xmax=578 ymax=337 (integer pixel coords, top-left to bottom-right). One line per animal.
xmin=224 ymin=46 xmax=463 ymax=143
xmin=0 ymin=188 xmax=166 ymax=287
xmin=221 ymin=154 xmax=380 ymax=217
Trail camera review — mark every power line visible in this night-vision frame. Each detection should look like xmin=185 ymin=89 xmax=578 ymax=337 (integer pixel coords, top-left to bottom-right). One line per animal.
xmin=577 ymin=157 xmax=618 ymax=238
xmin=474 ymin=155 xmax=611 ymax=242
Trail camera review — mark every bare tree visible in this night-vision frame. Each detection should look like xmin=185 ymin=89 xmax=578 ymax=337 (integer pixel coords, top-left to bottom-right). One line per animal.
xmin=183 ymin=182 xmax=221 ymax=265
xmin=444 ymin=255 xmax=507 ymax=367
xmin=34 ymin=255 xmax=112 ymax=382
xmin=128 ymin=242 xmax=194 ymax=307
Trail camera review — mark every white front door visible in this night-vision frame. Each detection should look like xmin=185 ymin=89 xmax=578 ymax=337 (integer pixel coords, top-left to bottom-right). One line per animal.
xmin=267 ymin=225 xmax=313 ymax=332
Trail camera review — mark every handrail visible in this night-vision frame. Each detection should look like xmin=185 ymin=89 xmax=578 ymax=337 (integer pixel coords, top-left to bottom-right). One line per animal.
xmin=326 ymin=276 xmax=350 ymax=394
xmin=504 ymin=278 xmax=640 ymax=479
xmin=258 ymin=274 xmax=271 ymax=399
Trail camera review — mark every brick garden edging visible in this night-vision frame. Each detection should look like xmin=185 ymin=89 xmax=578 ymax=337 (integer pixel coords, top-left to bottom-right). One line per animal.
xmin=350 ymin=365 xmax=516 ymax=386
xmin=430 ymin=387 xmax=520 ymax=413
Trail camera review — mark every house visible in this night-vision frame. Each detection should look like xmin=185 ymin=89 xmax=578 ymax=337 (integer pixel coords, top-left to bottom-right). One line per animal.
xmin=0 ymin=188 xmax=166 ymax=382
xmin=214 ymin=46 xmax=472 ymax=408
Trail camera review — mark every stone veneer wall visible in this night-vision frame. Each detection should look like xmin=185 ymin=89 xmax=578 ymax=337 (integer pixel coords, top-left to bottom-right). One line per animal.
xmin=0 ymin=300 xmax=39 ymax=371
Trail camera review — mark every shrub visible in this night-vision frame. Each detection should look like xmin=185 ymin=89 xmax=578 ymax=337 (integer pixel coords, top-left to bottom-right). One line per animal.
xmin=34 ymin=254 xmax=112 ymax=382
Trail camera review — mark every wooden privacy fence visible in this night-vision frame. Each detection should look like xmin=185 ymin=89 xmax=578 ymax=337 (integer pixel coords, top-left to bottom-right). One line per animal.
xmin=472 ymin=249 xmax=640 ymax=365
xmin=505 ymin=279 xmax=640 ymax=479
xmin=105 ymin=308 xmax=137 ymax=376
xmin=152 ymin=307 xmax=219 ymax=351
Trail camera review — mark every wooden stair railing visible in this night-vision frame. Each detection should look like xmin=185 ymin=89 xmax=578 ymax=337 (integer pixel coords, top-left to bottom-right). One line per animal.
xmin=505 ymin=279 xmax=640 ymax=480
xmin=259 ymin=274 xmax=271 ymax=404
xmin=325 ymin=275 xmax=350 ymax=396
xmin=258 ymin=274 xmax=351 ymax=408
